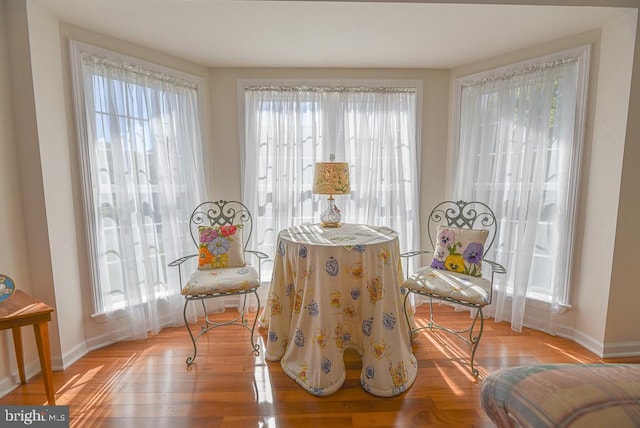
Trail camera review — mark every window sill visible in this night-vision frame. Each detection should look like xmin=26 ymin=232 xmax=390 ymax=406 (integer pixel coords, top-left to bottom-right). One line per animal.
xmin=521 ymin=293 xmax=572 ymax=314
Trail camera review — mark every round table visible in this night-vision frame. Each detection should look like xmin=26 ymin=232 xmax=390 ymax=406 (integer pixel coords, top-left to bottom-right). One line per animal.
xmin=260 ymin=223 xmax=417 ymax=396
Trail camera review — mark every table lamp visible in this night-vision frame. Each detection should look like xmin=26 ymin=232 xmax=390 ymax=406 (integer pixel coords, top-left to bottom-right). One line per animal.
xmin=313 ymin=155 xmax=350 ymax=228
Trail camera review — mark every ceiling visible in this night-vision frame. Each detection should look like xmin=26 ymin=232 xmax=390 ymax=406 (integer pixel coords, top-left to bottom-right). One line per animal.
xmin=32 ymin=0 xmax=632 ymax=69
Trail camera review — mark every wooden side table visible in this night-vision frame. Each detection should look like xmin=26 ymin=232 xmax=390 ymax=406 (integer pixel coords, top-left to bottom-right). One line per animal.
xmin=0 ymin=290 xmax=56 ymax=405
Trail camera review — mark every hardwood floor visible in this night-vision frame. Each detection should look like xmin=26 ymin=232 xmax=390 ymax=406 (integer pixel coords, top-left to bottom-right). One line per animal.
xmin=2 ymin=304 xmax=639 ymax=427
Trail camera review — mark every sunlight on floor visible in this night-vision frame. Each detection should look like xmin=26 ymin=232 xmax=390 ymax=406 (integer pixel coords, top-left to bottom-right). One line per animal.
xmin=59 ymin=353 xmax=141 ymax=427
xmin=253 ymin=336 xmax=274 ymax=405
xmin=259 ymin=416 xmax=277 ymax=427
xmin=544 ymin=343 xmax=591 ymax=363
xmin=55 ymin=366 xmax=101 ymax=405
xmin=414 ymin=317 xmax=477 ymax=391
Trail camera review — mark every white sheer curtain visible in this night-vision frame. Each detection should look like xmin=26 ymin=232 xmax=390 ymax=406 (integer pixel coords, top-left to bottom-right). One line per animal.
xmin=242 ymin=85 xmax=420 ymax=279
xmin=76 ymin=49 xmax=208 ymax=341
xmin=453 ymin=56 xmax=584 ymax=333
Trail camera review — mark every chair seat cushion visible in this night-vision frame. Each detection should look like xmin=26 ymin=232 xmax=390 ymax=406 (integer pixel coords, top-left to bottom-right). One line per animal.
xmin=182 ymin=266 xmax=259 ymax=296
xmin=404 ymin=266 xmax=490 ymax=305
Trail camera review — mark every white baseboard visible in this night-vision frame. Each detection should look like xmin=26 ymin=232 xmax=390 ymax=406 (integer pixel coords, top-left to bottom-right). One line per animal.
xmin=0 ymin=359 xmax=45 ymax=399
xmin=561 ymin=327 xmax=605 ymax=357
xmin=555 ymin=327 xmax=640 ymax=359
xmin=0 ymin=375 xmax=19 ymax=399
xmin=602 ymin=340 xmax=640 ymax=358
xmin=517 ymin=302 xmax=640 ymax=359
xmin=85 ymin=335 xmax=113 ymax=353
xmin=57 ymin=341 xmax=90 ymax=370
xmin=0 ymin=340 xmax=91 ymax=399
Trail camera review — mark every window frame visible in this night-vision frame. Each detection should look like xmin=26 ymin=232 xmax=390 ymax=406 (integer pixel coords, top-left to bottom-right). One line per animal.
xmin=69 ymin=40 xmax=209 ymax=316
xmin=451 ymin=45 xmax=590 ymax=308
xmin=238 ymin=79 xmax=423 ymax=281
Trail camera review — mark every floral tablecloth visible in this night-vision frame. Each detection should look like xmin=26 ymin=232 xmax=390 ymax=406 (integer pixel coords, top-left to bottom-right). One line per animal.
xmin=260 ymin=223 xmax=417 ymax=396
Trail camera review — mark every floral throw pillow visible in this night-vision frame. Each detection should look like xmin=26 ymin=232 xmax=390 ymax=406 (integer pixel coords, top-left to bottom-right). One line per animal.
xmin=431 ymin=225 xmax=488 ymax=277
xmin=197 ymin=225 xmax=246 ymax=269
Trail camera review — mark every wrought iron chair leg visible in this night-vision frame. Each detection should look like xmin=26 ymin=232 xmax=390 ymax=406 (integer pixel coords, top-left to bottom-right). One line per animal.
xmin=184 ymin=300 xmax=198 ymax=366
xmin=469 ymin=307 xmax=484 ymax=378
xmin=249 ymin=291 xmax=261 ymax=356
xmin=239 ymin=294 xmax=250 ymax=326
xmin=200 ymin=299 xmax=209 ymax=329
xmin=403 ymin=291 xmax=485 ymax=378
xmin=428 ymin=297 xmax=436 ymax=327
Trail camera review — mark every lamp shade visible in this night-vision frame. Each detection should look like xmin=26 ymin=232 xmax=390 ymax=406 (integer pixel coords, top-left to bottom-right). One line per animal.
xmin=313 ymin=162 xmax=350 ymax=195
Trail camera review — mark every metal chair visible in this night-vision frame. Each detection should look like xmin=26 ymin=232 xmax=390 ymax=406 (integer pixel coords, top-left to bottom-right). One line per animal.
xmin=168 ymin=200 xmax=267 ymax=365
xmin=401 ymin=200 xmax=506 ymax=377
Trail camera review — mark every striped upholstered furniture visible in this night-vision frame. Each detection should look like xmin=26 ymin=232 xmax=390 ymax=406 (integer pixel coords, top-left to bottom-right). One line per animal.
xmin=481 ymin=364 xmax=640 ymax=427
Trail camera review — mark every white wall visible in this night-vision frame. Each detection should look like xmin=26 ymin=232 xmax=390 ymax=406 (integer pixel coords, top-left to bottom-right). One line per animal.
xmin=26 ymin=0 xmax=87 ymax=369
xmin=2 ymin=0 xmax=61 ymax=391
xmin=2 ymin=0 xmax=640 ymax=401
xmin=0 ymin=0 xmax=37 ymax=393
xmin=605 ymin=9 xmax=640 ymax=354
xmin=576 ymin=10 xmax=638 ymax=356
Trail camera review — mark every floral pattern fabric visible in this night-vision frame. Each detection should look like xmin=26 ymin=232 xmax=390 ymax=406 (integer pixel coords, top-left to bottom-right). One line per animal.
xmin=197 ymin=225 xmax=246 ymax=269
xmin=431 ymin=225 xmax=488 ymax=277
xmin=260 ymin=223 xmax=417 ymax=397
xmin=182 ymin=266 xmax=259 ymax=296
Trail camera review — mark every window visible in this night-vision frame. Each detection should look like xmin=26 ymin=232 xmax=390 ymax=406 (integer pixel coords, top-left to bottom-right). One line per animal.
xmin=241 ymin=82 xmax=421 ymax=279
xmin=70 ymin=41 xmax=207 ymax=332
xmin=453 ymin=46 xmax=589 ymax=330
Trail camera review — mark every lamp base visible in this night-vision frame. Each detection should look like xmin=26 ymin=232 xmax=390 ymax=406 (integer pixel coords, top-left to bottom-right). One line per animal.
xmin=319 ymin=196 xmax=342 ymax=228
xmin=320 ymin=220 xmax=342 ymax=228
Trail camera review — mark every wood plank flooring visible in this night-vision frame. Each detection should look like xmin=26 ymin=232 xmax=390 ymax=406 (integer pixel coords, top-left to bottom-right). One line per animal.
xmin=2 ymin=304 xmax=639 ymax=427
